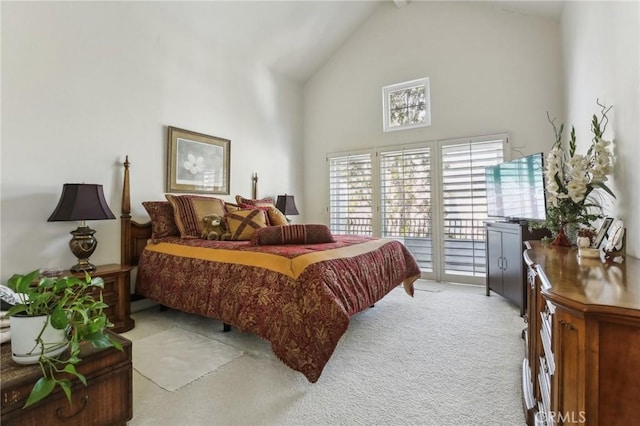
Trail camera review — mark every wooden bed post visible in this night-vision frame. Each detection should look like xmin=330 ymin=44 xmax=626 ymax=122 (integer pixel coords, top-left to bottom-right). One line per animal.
xmin=120 ymin=156 xmax=152 ymax=268
xmin=121 ymin=155 xmax=132 ymax=266
xmin=252 ymin=173 xmax=258 ymax=199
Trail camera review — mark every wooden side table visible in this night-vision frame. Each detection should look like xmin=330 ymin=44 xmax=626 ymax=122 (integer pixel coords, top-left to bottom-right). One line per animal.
xmin=0 ymin=332 xmax=133 ymax=425
xmin=67 ymin=264 xmax=135 ymax=333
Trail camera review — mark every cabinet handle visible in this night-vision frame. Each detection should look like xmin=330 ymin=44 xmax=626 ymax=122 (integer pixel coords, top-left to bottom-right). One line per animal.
xmin=559 ymin=319 xmax=577 ymax=331
xmin=498 ymin=257 xmax=503 ymax=270
xmin=503 ymin=258 xmax=508 ymax=270
xmin=56 ymin=395 xmax=88 ymax=419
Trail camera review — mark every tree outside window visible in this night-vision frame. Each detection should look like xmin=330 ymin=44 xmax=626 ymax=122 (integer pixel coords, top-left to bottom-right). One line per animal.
xmin=383 ymin=78 xmax=431 ymax=132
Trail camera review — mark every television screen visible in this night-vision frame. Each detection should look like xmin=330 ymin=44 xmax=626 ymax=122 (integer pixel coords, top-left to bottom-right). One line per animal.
xmin=485 ymin=153 xmax=546 ymax=221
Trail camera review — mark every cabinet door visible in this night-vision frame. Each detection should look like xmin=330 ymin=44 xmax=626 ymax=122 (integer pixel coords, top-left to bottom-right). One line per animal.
xmin=501 ymin=230 xmax=523 ymax=307
xmin=486 ymin=228 xmax=503 ymax=294
xmin=552 ymin=307 xmax=586 ymax=424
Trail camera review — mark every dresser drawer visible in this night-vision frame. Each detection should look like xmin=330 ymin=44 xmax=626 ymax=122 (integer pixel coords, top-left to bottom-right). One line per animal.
xmin=1 ymin=363 xmax=132 ymax=426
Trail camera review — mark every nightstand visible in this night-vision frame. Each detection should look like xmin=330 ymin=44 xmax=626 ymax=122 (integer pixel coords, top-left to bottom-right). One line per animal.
xmin=66 ymin=264 xmax=135 ymax=333
xmin=0 ymin=331 xmax=132 ymax=425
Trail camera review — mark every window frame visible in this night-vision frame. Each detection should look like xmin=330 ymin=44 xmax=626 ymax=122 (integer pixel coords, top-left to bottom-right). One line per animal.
xmin=382 ymin=78 xmax=431 ymax=133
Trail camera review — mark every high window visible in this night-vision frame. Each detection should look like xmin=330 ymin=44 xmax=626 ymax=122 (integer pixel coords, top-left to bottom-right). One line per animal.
xmin=382 ymin=78 xmax=431 ymax=132
xmin=327 ymin=134 xmax=506 ymax=284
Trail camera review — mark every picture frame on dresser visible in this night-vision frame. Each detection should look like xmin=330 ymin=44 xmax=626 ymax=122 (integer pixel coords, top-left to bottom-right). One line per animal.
xmin=166 ymin=126 xmax=230 ymax=195
xmin=592 ymin=216 xmax=614 ymax=248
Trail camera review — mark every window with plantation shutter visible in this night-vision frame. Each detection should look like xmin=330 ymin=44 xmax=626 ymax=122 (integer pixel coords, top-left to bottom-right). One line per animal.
xmin=327 ymin=134 xmax=506 ymax=284
xmin=380 ymin=147 xmax=433 ymax=272
xmin=328 ymin=153 xmax=373 ymax=236
xmin=440 ymin=138 xmax=505 ymax=278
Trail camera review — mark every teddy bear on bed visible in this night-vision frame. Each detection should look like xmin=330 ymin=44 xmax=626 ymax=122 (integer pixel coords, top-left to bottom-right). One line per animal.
xmin=201 ymin=214 xmax=231 ymax=241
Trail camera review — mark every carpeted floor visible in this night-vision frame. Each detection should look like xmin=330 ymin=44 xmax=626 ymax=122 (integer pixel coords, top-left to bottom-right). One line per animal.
xmin=121 ymin=280 xmax=527 ymax=425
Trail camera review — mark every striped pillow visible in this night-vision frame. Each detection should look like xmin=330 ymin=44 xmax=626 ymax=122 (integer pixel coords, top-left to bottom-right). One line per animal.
xmin=165 ymin=194 xmax=226 ymax=239
xmin=251 ymin=224 xmax=335 ymax=246
xmin=225 ymin=209 xmax=269 ymax=241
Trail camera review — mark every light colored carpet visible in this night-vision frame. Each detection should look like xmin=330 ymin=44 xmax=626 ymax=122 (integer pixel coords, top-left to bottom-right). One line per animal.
xmin=132 ymin=328 xmax=243 ymax=391
xmin=122 ymin=281 xmax=526 ymax=425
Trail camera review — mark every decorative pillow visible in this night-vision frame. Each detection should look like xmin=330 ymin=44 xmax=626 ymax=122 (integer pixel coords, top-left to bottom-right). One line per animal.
xmin=238 ymin=203 xmax=274 ymax=225
xmin=165 ymin=194 xmax=226 ymax=239
xmin=266 ymin=206 xmax=289 ymax=226
xmin=142 ymin=201 xmax=180 ymax=241
xmin=251 ymin=224 xmax=335 ymax=246
xmin=225 ymin=209 xmax=269 ymax=241
xmin=224 ymin=202 xmax=242 ymax=213
xmin=235 ymin=195 xmax=275 ymax=208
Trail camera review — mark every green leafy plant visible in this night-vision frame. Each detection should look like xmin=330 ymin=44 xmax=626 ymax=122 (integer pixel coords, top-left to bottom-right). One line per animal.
xmin=5 ymin=270 xmax=123 ymax=408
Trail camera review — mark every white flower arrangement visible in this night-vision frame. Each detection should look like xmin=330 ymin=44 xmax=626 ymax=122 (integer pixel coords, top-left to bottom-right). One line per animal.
xmin=538 ymin=101 xmax=615 ymax=238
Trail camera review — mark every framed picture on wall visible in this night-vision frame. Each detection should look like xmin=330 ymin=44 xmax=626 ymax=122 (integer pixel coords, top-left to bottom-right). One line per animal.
xmin=593 ymin=217 xmax=614 ymax=249
xmin=166 ymin=126 xmax=230 ymax=194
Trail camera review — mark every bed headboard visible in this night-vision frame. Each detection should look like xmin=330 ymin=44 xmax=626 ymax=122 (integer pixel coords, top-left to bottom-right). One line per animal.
xmin=120 ymin=156 xmax=259 ymax=267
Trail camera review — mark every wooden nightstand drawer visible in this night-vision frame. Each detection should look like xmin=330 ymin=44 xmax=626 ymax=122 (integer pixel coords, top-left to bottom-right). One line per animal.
xmin=67 ymin=264 xmax=135 ymax=333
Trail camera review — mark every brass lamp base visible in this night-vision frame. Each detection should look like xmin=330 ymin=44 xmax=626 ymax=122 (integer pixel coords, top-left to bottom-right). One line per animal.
xmin=69 ymin=226 xmax=98 ymax=273
xmin=70 ymin=261 xmax=97 ymax=273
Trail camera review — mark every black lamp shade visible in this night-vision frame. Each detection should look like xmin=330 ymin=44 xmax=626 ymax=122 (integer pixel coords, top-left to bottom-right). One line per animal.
xmin=48 ymin=184 xmax=116 ymax=222
xmin=275 ymin=194 xmax=299 ymax=216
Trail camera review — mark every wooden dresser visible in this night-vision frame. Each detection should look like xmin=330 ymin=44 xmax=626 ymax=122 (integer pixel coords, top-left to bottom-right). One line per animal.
xmin=522 ymin=241 xmax=640 ymax=425
xmin=1 ymin=332 xmax=132 ymax=425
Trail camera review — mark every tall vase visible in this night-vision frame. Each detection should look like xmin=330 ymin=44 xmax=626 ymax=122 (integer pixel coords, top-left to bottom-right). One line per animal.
xmin=551 ymin=223 xmax=573 ymax=247
xmin=565 ymin=222 xmax=579 ymax=246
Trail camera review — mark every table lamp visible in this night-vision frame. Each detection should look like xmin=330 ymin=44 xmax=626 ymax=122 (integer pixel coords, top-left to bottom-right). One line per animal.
xmin=47 ymin=183 xmax=116 ymax=272
xmin=275 ymin=194 xmax=299 ymax=223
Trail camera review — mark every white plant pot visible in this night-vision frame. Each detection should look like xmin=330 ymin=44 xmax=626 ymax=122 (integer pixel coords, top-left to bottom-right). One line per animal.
xmin=577 ymin=236 xmax=592 ymax=248
xmin=10 ymin=315 xmax=68 ymax=364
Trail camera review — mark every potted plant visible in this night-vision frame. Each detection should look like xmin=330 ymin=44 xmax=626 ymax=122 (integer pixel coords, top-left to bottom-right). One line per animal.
xmin=3 ymin=269 xmax=122 ymax=408
xmin=576 ymin=227 xmax=596 ymax=248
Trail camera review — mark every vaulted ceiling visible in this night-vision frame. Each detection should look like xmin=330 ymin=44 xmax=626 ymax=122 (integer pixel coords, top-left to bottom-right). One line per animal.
xmin=153 ymin=1 xmax=564 ymax=83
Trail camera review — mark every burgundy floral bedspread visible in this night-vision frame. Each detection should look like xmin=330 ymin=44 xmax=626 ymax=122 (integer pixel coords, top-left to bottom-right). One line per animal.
xmin=135 ymin=235 xmax=420 ymax=382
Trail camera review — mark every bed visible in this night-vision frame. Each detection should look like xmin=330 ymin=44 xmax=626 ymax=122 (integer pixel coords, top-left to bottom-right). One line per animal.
xmin=121 ymin=157 xmax=420 ymax=382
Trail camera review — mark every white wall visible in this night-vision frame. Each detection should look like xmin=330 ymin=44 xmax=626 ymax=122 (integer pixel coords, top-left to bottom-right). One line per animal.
xmin=562 ymin=1 xmax=640 ymax=258
xmin=1 ymin=2 xmax=303 ymax=280
xmin=302 ymin=1 xmax=564 ymax=223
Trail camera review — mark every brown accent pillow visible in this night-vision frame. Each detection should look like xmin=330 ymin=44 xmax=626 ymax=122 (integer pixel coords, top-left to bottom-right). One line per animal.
xmin=225 ymin=209 xmax=268 ymax=241
xmin=235 ymin=195 xmax=275 ymax=208
xmin=251 ymin=224 xmax=335 ymax=246
xmin=165 ymin=194 xmax=226 ymax=239
xmin=142 ymin=201 xmax=180 ymax=241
